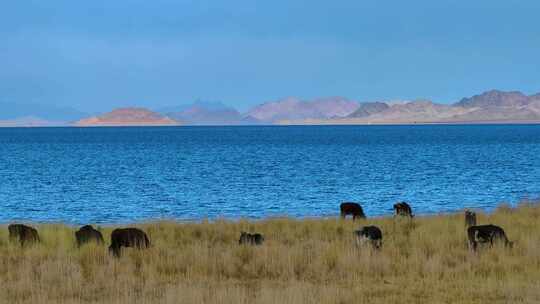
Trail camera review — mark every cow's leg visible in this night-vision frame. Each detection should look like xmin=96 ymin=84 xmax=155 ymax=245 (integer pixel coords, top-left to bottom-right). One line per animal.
xmin=137 ymin=238 xmax=145 ymax=249
xmin=468 ymin=240 xmax=476 ymax=252
xmin=110 ymin=245 xmax=121 ymax=257
xmin=361 ymin=236 xmax=369 ymax=248
xmin=356 ymin=235 xmax=364 ymax=248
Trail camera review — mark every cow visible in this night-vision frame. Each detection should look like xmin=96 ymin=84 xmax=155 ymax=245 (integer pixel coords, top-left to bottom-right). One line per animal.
xmin=467 ymin=224 xmax=513 ymax=251
xmin=8 ymin=224 xmax=40 ymax=246
xmin=109 ymin=228 xmax=150 ymax=257
xmin=75 ymin=225 xmax=104 ymax=248
xmin=354 ymin=225 xmax=382 ymax=249
xmin=394 ymin=202 xmax=413 ymax=218
xmin=238 ymin=232 xmax=264 ymax=245
xmin=464 ymin=210 xmax=477 ymax=228
xmin=340 ymin=202 xmax=366 ymax=220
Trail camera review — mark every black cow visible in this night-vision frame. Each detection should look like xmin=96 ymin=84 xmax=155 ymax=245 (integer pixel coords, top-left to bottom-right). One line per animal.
xmin=394 ymin=202 xmax=413 ymax=218
xmin=75 ymin=225 xmax=104 ymax=248
xmin=239 ymin=232 xmax=264 ymax=245
xmin=8 ymin=224 xmax=40 ymax=246
xmin=464 ymin=210 xmax=477 ymax=228
xmin=340 ymin=202 xmax=366 ymax=220
xmin=467 ymin=224 xmax=513 ymax=251
xmin=354 ymin=226 xmax=383 ymax=249
xmin=109 ymin=228 xmax=150 ymax=257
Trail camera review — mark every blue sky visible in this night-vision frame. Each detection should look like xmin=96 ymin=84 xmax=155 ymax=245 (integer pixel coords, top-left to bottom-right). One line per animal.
xmin=1 ymin=0 xmax=540 ymax=112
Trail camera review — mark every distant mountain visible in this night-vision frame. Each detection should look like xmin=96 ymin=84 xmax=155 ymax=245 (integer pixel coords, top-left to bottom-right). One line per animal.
xmin=455 ymin=90 xmax=530 ymax=108
xmin=335 ymin=100 xmax=469 ymax=124
xmin=76 ymin=108 xmax=179 ymax=126
xmin=0 ymin=102 xmax=86 ymax=122
xmin=386 ymin=100 xmax=471 ymax=121
xmin=447 ymin=90 xmax=540 ymax=122
xmin=347 ymin=102 xmax=389 ymax=118
xmin=162 ymin=102 xmax=257 ymax=125
xmin=246 ymin=97 xmax=359 ymax=123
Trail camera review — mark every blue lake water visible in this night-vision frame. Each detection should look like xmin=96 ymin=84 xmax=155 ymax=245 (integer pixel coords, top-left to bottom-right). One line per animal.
xmin=1 ymin=125 xmax=539 ymax=224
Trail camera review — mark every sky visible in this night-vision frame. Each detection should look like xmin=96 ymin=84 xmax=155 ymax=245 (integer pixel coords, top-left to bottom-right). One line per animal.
xmin=1 ymin=0 xmax=540 ymax=112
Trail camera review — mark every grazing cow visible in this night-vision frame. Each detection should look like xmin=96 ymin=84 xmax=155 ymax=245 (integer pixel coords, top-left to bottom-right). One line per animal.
xmin=109 ymin=228 xmax=150 ymax=257
xmin=354 ymin=226 xmax=383 ymax=249
xmin=467 ymin=224 xmax=513 ymax=251
xmin=464 ymin=210 xmax=477 ymax=228
xmin=238 ymin=232 xmax=264 ymax=245
xmin=8 ymin=224 xmax=40 ymax=246
xmin=393 ymin=202 xmax=413 ymax=218
xmin=340 ymin=202 xmax=366 ymax=220
xmin=75 ymin=225 xmax=104 ymax=248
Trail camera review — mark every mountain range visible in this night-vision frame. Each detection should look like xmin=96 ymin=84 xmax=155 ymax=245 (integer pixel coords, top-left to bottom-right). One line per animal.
xmin=2 ymin=90 xmax=540 ymax=126
xmin=277 ymin=90 xmax=540 ymax=125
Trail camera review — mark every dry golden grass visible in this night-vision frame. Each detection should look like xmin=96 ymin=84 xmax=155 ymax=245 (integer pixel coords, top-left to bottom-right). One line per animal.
xmin=1 ymin=203 xmax=540 ymax=304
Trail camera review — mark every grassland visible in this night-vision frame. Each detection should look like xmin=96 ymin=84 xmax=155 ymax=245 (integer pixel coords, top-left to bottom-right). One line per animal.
xmin=1 ymin=203 xmax=540 ymax=304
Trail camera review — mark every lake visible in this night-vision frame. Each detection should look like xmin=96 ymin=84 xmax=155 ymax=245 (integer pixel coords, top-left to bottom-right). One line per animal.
xmin=1 ymin=125 xmax=539 ymax=224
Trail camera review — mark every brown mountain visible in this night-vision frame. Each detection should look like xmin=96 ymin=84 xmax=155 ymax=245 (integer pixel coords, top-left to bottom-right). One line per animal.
xmin=324 ymin=100 xmax=472 ymax=124
xmin=246 ymin=97 xmax=359 ymax=123
xmin=76 ymin=108 xmax=179 ymax=126
xmin=447 ymin=90 xmax=540 ymax=122
xmin=455 ymin=90 xmax=530 ymax=108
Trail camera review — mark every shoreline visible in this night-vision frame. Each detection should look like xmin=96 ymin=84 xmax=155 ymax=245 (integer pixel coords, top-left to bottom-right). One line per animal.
xmin=2 ymin=120 xmax=540 ymax=128
xmin=1 ymin=201 xmax=534 ymax=227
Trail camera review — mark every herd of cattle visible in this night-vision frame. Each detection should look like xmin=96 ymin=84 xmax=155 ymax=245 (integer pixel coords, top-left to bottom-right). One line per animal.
xmin=342 ymin=202 xmax=513 ymax=251
xmin=6 ymin=201 xmax=512 ymax=256
xmin=8 ymin=224 xmax=151 ymax=257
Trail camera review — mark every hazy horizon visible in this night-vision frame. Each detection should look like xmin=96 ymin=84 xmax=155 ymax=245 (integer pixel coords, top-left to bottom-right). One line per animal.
xmin=2 ymin=1 xmax=540 ymax=113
